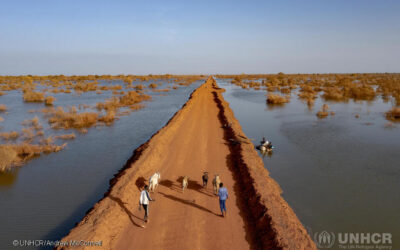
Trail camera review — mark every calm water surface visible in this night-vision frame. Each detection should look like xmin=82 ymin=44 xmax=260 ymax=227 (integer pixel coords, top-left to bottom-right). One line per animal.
xmin=0 ymin=80 xmax=202 ymax=250
xmin=217 ymin=78 xmax=400 ymax=249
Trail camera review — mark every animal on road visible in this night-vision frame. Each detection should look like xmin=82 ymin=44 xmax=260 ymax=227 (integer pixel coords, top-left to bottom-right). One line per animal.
xmin=149 ymin=172 xmax=161 ymax=192
xmin=202 ymin=172 xmax=209 ymax=188
xmin=182 ymin=176 xmax=189 ymax=193
xmin=212 ymin=174 xmax=221 ymax=195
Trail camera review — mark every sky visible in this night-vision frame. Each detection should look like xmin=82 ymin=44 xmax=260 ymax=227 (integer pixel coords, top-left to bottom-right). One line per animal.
xmin=0 ymin=0 xmax=399 ymax=75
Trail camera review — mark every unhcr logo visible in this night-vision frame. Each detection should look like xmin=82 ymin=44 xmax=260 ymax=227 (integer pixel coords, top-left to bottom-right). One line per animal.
xmin=314 ymin=231 xmax=335 ymax=248
xmin=311 ymin=230 xmax=393 ymax=249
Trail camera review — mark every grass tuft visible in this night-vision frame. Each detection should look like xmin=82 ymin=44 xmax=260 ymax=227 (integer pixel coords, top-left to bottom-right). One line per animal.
xmin=45 ymin=96 xmax=56 ymax=106
xmin=266 ymin=94 xmax=289 ymax=105
xmin=0 ymin=104 xmax=7 ymax=112
xmin=385 ymin=107 xmax=400 ymax=122
xmin=23 ymin=91 xmax=45 ymax=102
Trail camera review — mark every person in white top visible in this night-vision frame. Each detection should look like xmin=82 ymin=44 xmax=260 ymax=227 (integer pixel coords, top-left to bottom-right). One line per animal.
xmin=139 ymin=185 xmax=154 ymax=222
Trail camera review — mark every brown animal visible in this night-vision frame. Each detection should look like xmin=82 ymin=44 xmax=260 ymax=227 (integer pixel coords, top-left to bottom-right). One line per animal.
xmin=212 ymin=174 xmax=221 ymax=195
xmin=202 ymin=172 xmax=209 ymax=188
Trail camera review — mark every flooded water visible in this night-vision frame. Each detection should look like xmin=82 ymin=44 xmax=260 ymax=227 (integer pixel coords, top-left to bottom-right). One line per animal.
xmin=0 ymin=80 xmax=202 ymax=250
xmin=217 ymin=78 xmax=400 ymax=249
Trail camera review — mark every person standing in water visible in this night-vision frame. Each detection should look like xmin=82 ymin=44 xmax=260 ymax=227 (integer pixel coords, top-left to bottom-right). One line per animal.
xmin=218 ymin=183 xmax=228 ymax=217
xmin=139 ymin=185 xmax=154 ymax=223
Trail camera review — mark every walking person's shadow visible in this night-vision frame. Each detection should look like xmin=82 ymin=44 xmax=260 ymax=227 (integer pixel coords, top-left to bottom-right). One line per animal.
xmin=108 ymin=195 xmax=144 ymax=228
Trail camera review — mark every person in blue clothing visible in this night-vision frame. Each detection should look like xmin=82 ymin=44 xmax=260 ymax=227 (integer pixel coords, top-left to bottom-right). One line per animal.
xmin=218 ymin=183 xmax=228 ymax=217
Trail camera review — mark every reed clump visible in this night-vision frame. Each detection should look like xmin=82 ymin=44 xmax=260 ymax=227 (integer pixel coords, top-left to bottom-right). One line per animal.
xmin=134 ymin=84 xmax=145 ymax=90
xmin=54 ymin=133 xmax=76 ymax=140
xmin=45 ymin=96 xmax=56 ymax=106
xmin=22 ymin=116 xmax=42 ymax=130
xmin=36 ymin=130 xmax=44 ymax=137
xmin=22 ymin=128 xmax=35 ymax=142
xmin=280 ymin=87 xmax=291 ymax=94
xmin=0 ymin=143 xmax=66 ymax=171
xmin=119 ymin=91 xmax=151 ymax=106
xmin=322 ymin=87 xmax=346 ymax=101
xmin=153 ymin=88 xmax=170 ymax=92
xmin=0 ymin=146 xmax=21 ymax=171
xmin=48 ymin=107 xmax=98 ymax=129
xmin=316 ymin=104 xmax=332 ymax=118
xmin=23 ymin=91 xmax=45 ymax=102
xmin=266 ymin=94 xmax=289 ymax=105
xmin=98 ymin=110 xmax=116 ymax=124
xmin=385 ymin=107 xmax=400 ymax=122
xmin=149 ymin=83 xmax=158 ymax=89
xmin=345 ymin=84 xmax=376 ymax=100
xmin=0 ymin=104 xmax=7 ymax=112
xmin=74 ymin=81 xmax=98 ymax=92
xmin=0 ymin=131 xmax=19 ymax=140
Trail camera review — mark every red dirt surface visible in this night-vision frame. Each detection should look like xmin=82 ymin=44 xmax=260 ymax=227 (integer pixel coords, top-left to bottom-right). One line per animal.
xmin=58 ymin=77 xmax=316 ymax=250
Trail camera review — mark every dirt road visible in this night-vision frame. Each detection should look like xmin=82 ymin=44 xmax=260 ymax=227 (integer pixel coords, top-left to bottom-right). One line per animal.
xmin=114 ymin=79 xmax=249 ymax=250
xmin=59 ymin=77 xmax=316 ymax=250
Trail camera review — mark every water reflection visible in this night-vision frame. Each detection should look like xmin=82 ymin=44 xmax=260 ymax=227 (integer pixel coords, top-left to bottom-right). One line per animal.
xmin=0 ymin=168 xmax=19 ymax=188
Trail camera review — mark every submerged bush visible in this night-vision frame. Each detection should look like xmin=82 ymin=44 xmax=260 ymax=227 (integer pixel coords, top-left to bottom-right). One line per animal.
xmin=48 ymin=107 xmax=98 ymax=129
xmin=45 ymin=96 xmax=56 ymax=106
xmin=316 ymin=104 xmax=333 ymax=118
xmin=0 ymin=131 xmax=19 ymax=140
xmin=98 ymin=110 xmax=116 ymax=124
xmin=54 ymin=133 xmax=76 ymax=140
xmin=0 ymin=146 xmax=21 ymax=171
xmin=0 ymin=104 xmax=7 ymax=112
xmin=322 ymin=87 xmax=346 ymax=101
xmin=134 ymin=84 xmax=145 ymax=90
xmin=385 ymin=107 xmax=400 ymax=122
xmin=153 ymin=88 xmax=170 ymax=92
xmin=119 ymin=91 xmax=151 ymax=106
xmin=149 ymin=83 xmax=158 ymax=89
xmin=0 ymin=143 xmax=66 ymax=171
xmin=266 ymin=94 xmax=289 ymax=105
xmin=23 ymin=91 xmax=45 ymax=102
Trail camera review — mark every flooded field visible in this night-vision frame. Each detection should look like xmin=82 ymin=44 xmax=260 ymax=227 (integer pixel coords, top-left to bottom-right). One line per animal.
xmin=0 ymin=76 xmax=203 ymax=250
xmin=217 ymin=77 xmax=400 ymax=249
xmin=1 ymin=74 xmax=398 ymax=249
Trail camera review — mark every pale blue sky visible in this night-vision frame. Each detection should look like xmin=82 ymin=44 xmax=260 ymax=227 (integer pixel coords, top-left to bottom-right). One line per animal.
xmin=0 ymin=0 xmax=399 ymax=75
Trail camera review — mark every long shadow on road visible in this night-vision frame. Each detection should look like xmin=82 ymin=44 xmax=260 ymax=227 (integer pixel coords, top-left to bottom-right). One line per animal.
xmin=158 ymin=191 xmax=220 ymax=217
xmin=160 ymin=178 xmax=214 ymax=197
xmin=108 ymin=195 xmax=144 ymax=228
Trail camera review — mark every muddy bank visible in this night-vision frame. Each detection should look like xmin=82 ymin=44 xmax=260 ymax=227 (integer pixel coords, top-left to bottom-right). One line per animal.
xmin=58 ymin=77 xmax=315 ymax=249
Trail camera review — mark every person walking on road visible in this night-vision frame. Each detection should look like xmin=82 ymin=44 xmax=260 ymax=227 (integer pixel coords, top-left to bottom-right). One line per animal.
xmin=218 ymin=183 xmax=228 ymax=217
xmin=139 ymin=185 xmax=154 ymax=223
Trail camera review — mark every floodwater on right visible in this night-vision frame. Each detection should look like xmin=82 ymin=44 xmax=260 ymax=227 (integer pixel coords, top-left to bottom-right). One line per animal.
xmin=216 ymin=74 xmax=400 ymax=249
